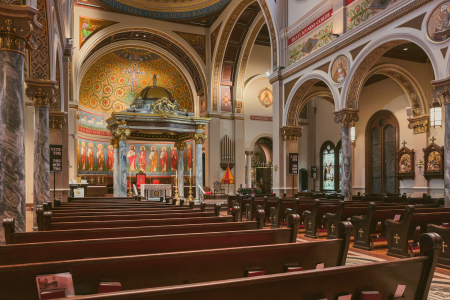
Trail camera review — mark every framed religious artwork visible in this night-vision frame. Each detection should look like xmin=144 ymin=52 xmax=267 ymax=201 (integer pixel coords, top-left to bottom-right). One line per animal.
xmin=331 ymin=55 xmax=349 ymax=84
xmin=423 ymin=137 xmax=444 ymax=180
xmin=258 ymin=87 xmax=273 ymax=109
xmin=396 ymin=141 xmax=415 ymax=180
xmin=427 ymin=1 xmax=450 ymax=43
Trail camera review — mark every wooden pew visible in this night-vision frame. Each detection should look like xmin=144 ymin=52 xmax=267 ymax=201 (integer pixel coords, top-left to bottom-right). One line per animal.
xmin=0 ymin=221 xmax=351 ymax=299
xmin=427 ymin=224 xmax=450 ymax=269
xmin=385 ymin=205 xmax=450 ymax=258
xmin=0 ymin=213 xmax=299 ymax=266
xmin=61 ymin=233 xmax=442 ymax=300
xmin=352 ymin=203 xmax=449 ymax=250
xmin=68 ymin=197 xmax=133 ymax=202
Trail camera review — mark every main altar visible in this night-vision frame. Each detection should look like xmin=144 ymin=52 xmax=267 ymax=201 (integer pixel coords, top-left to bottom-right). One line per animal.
xmin=107 ymin=75 xmax=209 ymax=203
xmin=141 ymin=184 xmax=172 ymax=200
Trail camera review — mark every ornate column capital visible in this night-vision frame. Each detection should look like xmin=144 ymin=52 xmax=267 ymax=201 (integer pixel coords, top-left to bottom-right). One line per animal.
xmin=175 ymin=141 xmax=187 ymax=150
xmin=193 ymin=132 xmax=207 ymax=144
xmin=334 ymin=108 xmax=359 ymax=128
xmin=115 ymin=128 xmax=130 ymax=141
xmin=111 ymin=138 xmax=119 ymax=149
xmin=281 ymin=126 xmax=302 ymax=141
xmin=49 ymin=111 xmax=67 ymax=130
xmin=432 ymin=77 xmax=450 ymax=105
xmin=0 ymin=3 xmax=41 ymax=55
xmin=25 ymin=79 xmax=58 ymax=107
xmin=407 ymin=114 xmax=429 ymax=134
xmin=245 ymin=151 xmax=253 ymax=156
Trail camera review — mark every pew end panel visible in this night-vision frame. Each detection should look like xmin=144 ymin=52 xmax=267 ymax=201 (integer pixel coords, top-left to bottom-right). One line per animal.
xmin=385 ymin=205 xmax=416 ymax=258
xmin=214 ymin=204 xmax=221 ymax=216
xmin=286 ymin=214 xmax=300 ymax=243
xmin=231 ymin=206 xmax=241 ymax=222
xmin=337 ymin=221 xmax=353 ymax=266
xmin=352 ymin=202 xmax=376 ymax=251
xmin=427 ymin=224 xmax=450 ymax=269
xmin=2 ymin=218 xmax=14 ymax=244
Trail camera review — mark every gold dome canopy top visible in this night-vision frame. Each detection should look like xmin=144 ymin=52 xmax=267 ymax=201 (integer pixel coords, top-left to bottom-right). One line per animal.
xmin=135 ymin=74 xmax=173 ymax=102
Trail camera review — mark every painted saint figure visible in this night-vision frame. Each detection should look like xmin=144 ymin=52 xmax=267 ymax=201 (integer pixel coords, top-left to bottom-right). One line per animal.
xmin=106 ymin=145 xmax=114 ymax=170
xmin=87 ymin=142 xmax=94 ymax=171
xmin=97 ymin=144 xmax=104 ymax=171
xmin=149 ymin=146 xmax=158 ymax=173
xmin=332 ymin=57 xmax=347 ymax=83
xmin=186 ymin=144 xmax=192 ymax=170
xmin=160 ymin=146 xmax=168 ymax=172
xmin=81 ymin=141 xmax=86 ymax=170
xmin=127 ymin=145 xmax=137 ymax=173
xmin=138 ymin=146 xmax=147 ymax=172
xmin=170 ymin=146 xmax=177 ymax=171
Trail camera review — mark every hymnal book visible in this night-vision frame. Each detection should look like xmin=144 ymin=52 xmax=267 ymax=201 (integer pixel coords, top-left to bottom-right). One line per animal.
xmin=98 ymin=282 xmax=122 ymax=294
xmin=316 ymin=263 xmax=325 ymax=269
xmin=337 ymin=295 xmax=352 ymax=300
xmin=360 ymin=291 xmax=381 ymax=300
xmin=394 ymin=215 xmax=401 ymax=221
xmin=36 ymin=272 xmax=75 ymax=300
xmin=394 ymin=285 xmax=406 ymax=298
xmin=40 ymin=289 xmax=66 ymax=300
xmin=246 ymin=270 xmax=265 ymax=277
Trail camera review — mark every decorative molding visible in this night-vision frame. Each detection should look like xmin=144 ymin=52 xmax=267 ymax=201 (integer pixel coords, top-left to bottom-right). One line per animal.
xmin=30 ymin=0 xmax=50 ymax=80
xmin=25 ymin=79 xmax=58 ymax=107
xmin=115 ymin=128 xmax=130 ymax=141
xmin=334 ymin=108 xmax=359 ymax=128
xmin=286 ymin=79 xmax=318 ymax=127
xmin=0 ymin=4 xmax=41 ymax=55
xmin=281 ymin=126 xmax=302 ymax=141
xmin=432 ymin=77 xmax=450 ymax=105
xmin=49 ymin=111 xmax=67 ymax=130
xmin=193 ymin=132 xmax=207 ymax=144
xmin=407 ymin=114 xmax=429 ymax=134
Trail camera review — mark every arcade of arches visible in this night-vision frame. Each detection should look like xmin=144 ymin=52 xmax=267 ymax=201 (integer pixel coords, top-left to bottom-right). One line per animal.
xmin=1 ymin=0 xmax=450 ymax=243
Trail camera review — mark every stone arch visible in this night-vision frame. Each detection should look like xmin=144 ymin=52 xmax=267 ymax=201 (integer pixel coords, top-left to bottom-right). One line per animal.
xmin=256 ymin=0 xmax=278 ymax=71
xmin=235 ymin=13 xmax=266 ymax=100
xmin=77 ymin=40 xmax=198 ymax=116
xmin=284 ymin=73 xmax=339 ymax=127
xmin=75 ymin=25 xmax=207 ymax=101
xmin=343 ymin=33 xmax=440 ymax=109
xmin=248 ymin=132 xmax=273 ymax=151
xmin=366 ymin=64 xmax=427 ymax=116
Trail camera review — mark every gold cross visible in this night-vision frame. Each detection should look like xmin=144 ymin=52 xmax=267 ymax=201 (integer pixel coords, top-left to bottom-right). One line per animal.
xmin=331 ymin=224 xmax=335 ymax=232
xmin=359 ymin=228 xmax=363 ymax=237
xmin=394 ymin=234 xmax=400 ymax=244
xmin=443 ymin=241 xmax=447 ymax=253
xmin=402 ymin=141 xmax=407 ymax=147
xmin=431 ymin=136 xmax=436 ymax=144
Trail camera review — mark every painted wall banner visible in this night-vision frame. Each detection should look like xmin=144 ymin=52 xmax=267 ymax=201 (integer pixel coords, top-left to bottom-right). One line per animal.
xmin=50 ymin=145 xmax=63 ymax=173
xmin=288 ymin=9 xmax=333 ymax=45
xmin=289 ymin=153 xmax=299 ymax=175
xmin=250 ymin=116 xmax=273 ymax=121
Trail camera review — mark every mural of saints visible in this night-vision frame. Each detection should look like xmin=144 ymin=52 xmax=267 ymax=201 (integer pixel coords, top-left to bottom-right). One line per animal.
xmin=97 ymin=144 xmax=105 ymax=171
xmin=170 ymin=146 xmax=177 ymax=171
xmin=399 ymin=154 xmax=412 ymax=173
xmin=81 ymin=141 xmax=86 ymax=170
xmin=186 ymin=144 xmax=192 ymax=170
xmin=106 ymin=145 xmax=114 ymax=170
xmin=149 ymin=146 xmax=158 ymax=173
xmin=427 ymin=151 xmax=441 ymax=172
xmin=127 ymin=145 xmax=137 ymax=173
xmin=160 ymin=146 xmax=168 ymax=172
xmin=87 ymin=142 xmax=94 ymax=171
xmin=77 ymin=140 xmax=80 ymax=170
xmin=138 ymin=146 xmax=147 ymax=172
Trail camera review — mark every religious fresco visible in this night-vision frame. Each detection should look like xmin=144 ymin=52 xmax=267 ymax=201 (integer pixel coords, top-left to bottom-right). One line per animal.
xmin=399 ymin=154 xmax=412 ymax=173
xmin=211 ymin=24 xmax=221 ymax=60
xmin=427 ymin=151 xmax=442 ymax=172
xmin=79 ymin=48 xmax=193 ymax=114
xmin=79 ymin=17 xmax=118 ymax=48
xmin=331 ymin=55 xmax=349 ymax=84
xmin=174 ymin=32 xmax=206 ymax=63
xmin=347 ymin=0 xmax=395 ymax=32
xmin=220 ymin=86 xmax=232 ymax=112
xmin=427 ymin=2 xmax=450 ymax=43
xmin=77 ymin=138 xmax=194 ymax=175
xmin=258 ymin=87 xmax=273 ymax=109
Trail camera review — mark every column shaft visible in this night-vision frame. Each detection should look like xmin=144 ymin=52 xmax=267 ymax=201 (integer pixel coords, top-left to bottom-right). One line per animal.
xmin=246 ymin=153 xmax=252 ymax=187
xmin=196 ymin=143 xmax=203 ymax=200
xmin=341 ymin=127 xmax=352 ymax=201
xmin=33 ymin=106 xmax=49 ymax=228
xmin=178 ymin=150 xmax=184 ymax=199
xmin=118 ymin=140 xmax=127 ymax=197
xmin=113 ymin=146 xmax=119 ymax=197
xmin=445 ymin=104 xmax=450 ymax=207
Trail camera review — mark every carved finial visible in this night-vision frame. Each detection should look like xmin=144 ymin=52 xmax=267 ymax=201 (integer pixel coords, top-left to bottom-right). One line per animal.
xmin=402 ymin=141 xmax=407 ymax=147
xmin=431 ymin=136 xmax=436 ymax=144
xmin=152 ymin=74 xmax=157 ymax=87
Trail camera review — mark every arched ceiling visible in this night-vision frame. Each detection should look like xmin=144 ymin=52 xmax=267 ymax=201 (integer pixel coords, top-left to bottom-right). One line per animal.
xmin=90 ymin=0 xmax=231 ymax=26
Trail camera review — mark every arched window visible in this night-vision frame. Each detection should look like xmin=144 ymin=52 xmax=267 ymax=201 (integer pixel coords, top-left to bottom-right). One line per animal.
xmin=320 ymin=141 xmax=336 ymax=191
xmin=365 ymin=110 xmax=399 ymax=194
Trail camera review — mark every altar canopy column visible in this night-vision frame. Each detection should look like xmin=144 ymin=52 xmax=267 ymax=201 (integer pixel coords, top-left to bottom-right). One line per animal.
xmin=26 ymin=79 xmax=58 ymax=230
xmin=114 ymin=129 xmax=130 ymax=197
xmin=176 ymin=141 xmax=186 ymax=200
xmin=432 ymin=78 xmax=450 ymax=207
xmin=194 ymin=133 xmax=206 ymax=200
xmin=281 ymin=127 xmax=302 ymax=197
xmin=0 ymin=3 xmax=40 ymax=243
xmin=334 ymin=109 xmax=359 ymax=201
xmin=246 ymin=151 xmax=253 ymax=187
xmin=112 ymin=138 xmax=119 ymax=197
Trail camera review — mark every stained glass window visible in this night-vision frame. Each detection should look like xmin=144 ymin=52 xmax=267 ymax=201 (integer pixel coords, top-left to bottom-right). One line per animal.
xmin=322 ymin=144 xmax=335 ymax=190
xmin=339 ymin=147 xmax=342 ymax=191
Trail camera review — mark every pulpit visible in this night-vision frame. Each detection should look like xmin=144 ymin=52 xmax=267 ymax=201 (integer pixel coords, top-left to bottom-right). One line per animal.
xmin=69 ymin=179 xmax=89 ymax=197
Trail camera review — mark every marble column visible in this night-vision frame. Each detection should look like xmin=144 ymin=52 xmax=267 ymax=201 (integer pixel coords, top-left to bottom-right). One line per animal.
xmin=176 ymin=141 xmax=186 ymax=200
xmin=246 ymin=151 xmax=252 ymax=187
xmin=114 ymin=129 xmax=129 ymax=197
xmin=334 ymin=109 xmax=359 ymax=201
xmin=431 ymin=78 xmax=450 ymax=207
xmin=0 ymin=3 xmax=40 ymax=243
xmin=194 ymin=133 xmax=206 ymax=200
xmin=26 ymin=79 xmax=58 ymax=230
xmin=112 ymin=138 xmax=119 ymax=197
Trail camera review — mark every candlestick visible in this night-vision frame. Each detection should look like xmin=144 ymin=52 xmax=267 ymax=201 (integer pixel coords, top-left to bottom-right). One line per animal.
xmin=174 ymin=175 xmax=179 ymax=203
xmin=188 ymin=174 xmax=193 ymax=202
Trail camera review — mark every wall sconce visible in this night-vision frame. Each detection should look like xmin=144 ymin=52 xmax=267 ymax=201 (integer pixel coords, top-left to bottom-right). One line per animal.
xmin=274 ymin=164 xmax=278 ymax=172
xmin=416 ymin=160 xmax=424 ymax=169
xmin=351 ymin=126 xmax=356 ymax=143
xmin=430 ymin=97 xmax=442 ymax=128
xmin=328 ymin=33 xmax=340 ymax=39
xmin=66 ymin=38 xmax=73 ymax=44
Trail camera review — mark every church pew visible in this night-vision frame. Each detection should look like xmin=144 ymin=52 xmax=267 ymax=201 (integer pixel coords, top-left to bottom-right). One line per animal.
xmin=245 ymin=196 xmax=269 ymax=222
xmin=385 ymin=206 xmax=450 ymax=258
xmin=427 ymin=224 xmax=450 ymax=269
xmin=68 ymin=197 xmax=133 ymax=202
xmin=0 ymin=222 xmax=351 ymax=299
xmin=352 ymin=203 xmax=449 ymax=251
xmin=59 ymin=233 xmax=441 ymax=300
xmin=2 ymin=218 xmax=263 ymax=245
xmin=325 ymin=201 xmax=436 ymax=239
xmin=0 ymin=214 xmax=299 ymax=266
